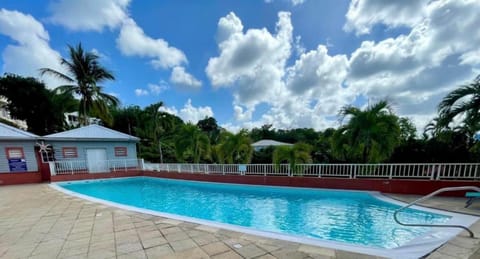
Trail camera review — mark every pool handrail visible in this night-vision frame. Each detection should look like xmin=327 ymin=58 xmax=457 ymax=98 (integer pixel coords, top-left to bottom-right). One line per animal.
xmin=393 ymin=186 xmax=480 ymax=238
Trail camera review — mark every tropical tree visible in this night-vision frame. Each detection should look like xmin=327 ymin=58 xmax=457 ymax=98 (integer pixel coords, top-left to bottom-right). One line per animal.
xmin=174 ymin=124 xmax=210 ymax=163
xmin=216 ymin=130 xmax=253 ymax=164
xmin=437 ymin=75 xmax=480 ymax=130
xmin=332 ymin=100 xmax=401 ymax=163
xmin=197 ymin=116 xmax=221 ymax=145
xmin=273 ymin=143 xmax=312 ymax=175
xmin=40 ymin=43 xmax=119 ymax=126
xmin=0 ymin=73 xmax=77 ymax=134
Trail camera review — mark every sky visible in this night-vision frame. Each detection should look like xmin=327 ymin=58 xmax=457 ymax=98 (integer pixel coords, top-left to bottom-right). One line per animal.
xmin=0 ymin=0 xmax=479 ymax=133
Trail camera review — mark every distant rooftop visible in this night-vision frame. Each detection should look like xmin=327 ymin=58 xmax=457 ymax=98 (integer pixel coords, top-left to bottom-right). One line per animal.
xmin=251 ymin=139 xmax=293 ymax=147
xmin=43 ymin=124 xmax=139 ymax=142
xmin=0 ymin=122 xmax=38 ymax=140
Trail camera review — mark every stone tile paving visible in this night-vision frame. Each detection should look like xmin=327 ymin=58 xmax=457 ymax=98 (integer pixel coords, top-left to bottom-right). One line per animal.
xmin=0 ymin=184 xmax=479 ymax=259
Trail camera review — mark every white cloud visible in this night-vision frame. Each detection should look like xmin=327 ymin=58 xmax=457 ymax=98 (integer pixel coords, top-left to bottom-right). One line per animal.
xmin=158 ymin=99 xmax=214 ymax=124
xmin=291 ymin=0 xmax=305 ymax=6
xmin=135 ymin=81 xmax=169 ymax=96
xmin=170 ymin=66 xmax=202 ymax=88
xmin=264 ymin=0 xmax=306 ymax=6
xmin=345 ymin=0 xmax=480 ymax=128
xmin=207 ymin=11 xmax=353 ymax=131
xmin=134 ymin=88 xmax=148 ymax=96
xmin=0 ymin=8 xmax=64 ymax=88
xmin=206 ymin=11 xmax=292 ymax=108
xmin=47 ymin=0 xmax=130 ymax=31
xmin=116 ymin=18 xmax=187 ymax=69
xmin=148 ymin=81 xmax=169 ymax=95
xmin=344 ymin=0 xmax=429 ymax=35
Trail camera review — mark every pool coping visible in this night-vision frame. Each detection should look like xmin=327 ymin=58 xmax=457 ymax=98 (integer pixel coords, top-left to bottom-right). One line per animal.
xmin=49 ymin=176 xmax=479 ymax=259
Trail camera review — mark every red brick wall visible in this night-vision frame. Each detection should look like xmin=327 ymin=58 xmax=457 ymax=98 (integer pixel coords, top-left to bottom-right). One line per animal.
xmin=50 ymin=170 xmax=143 ymax=182
xmin=0 ymin=172 xmax=42 ymax=185
xmin=4 ymin=169 xmax=478 ymax=196
xmin=144 ymin=171 xmax=480 ymax=196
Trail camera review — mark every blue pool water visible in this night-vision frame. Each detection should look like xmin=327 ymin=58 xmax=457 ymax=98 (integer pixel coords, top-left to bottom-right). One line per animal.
xmin=58 ymin=177 xmax=450 ymax=249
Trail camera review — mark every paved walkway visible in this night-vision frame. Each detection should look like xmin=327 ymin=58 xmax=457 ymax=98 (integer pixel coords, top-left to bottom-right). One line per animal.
xmin=0 ymin=184 xmax=478 ymax=259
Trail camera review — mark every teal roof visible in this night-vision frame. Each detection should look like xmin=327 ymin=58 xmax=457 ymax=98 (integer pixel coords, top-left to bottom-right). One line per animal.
xmin=0 ymin=122 xmax=38 ymax=140
xmin=44 ymin=124 xmax=139 ymax=141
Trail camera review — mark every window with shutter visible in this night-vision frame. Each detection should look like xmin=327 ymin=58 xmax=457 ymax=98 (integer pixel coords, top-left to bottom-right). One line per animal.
xmin=115 ymin=147 xmax=127 ymax=157
xmin=6 ymin=147 xmax=24 ymax=159
xmin=62 ymin=147 xmax=78 ymax=158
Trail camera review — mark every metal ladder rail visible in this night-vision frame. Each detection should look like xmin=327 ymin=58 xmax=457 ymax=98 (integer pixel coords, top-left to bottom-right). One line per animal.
xmin=393 ymin=186 xmax=480 ymax=238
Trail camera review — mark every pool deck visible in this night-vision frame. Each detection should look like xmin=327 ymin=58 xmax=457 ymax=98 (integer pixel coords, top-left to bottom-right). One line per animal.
xmin=0 ymin=184 xmax=479 ymax=259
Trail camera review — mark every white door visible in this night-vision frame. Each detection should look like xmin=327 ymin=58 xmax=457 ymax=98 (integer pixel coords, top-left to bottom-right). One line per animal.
xmin=86 ymin=148 xmax=108 ymax=173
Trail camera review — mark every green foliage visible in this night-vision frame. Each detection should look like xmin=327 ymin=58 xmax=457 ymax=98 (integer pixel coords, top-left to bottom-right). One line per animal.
xmin=40 ymin=43 xmax=118 ymax=126
xmin=332 ymin=100 xmax=401 ymax=163
xmin=174 ymin=123 xmax=211 ymax=163
xmin=438 ymin=75 xmax=480 ymax=132
xmin=216 ymin=130 xmax=253 ymax=164
xmin=398 ymin=117 xmax=417 ymax=142
xmin=272 ymin=143 xmax=312 ymax=175
xmin=0 ymin=73 xmax=77 ymax=135
xmin=197 ymin=116 xmax=221 ymax=145
xmin=252 ymin=146 xmax=275 ymax=164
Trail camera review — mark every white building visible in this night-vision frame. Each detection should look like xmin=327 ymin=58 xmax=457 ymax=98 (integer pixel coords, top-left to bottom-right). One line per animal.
xmin=251 ymin=139 xmax=293 ymax=151
xmin=65 ymin=112 xmax=102 ymax=127
xmin=0 ymin=97 xmax=27 ymax=130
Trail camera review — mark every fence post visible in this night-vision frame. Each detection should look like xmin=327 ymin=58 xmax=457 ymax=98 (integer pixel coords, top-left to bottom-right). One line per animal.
xmin=389 ymin=165 xmax=393 ymax=179
xmin=430 ymin=165 xmax=435 ymax=180
xmin=49 ymin=162 xmax=56 ymax=176
xmin=352 ymin=165 xmax=357 ymax=179
xmin=139 ymin=159 xmax=145 ymax=170
xmin=70 ymin=161 xmax=74 ymax=175
xmin=124 ymin=160 xmax=127 ymax=172
xmin=288 ymin=164 xmax=291 ymax=177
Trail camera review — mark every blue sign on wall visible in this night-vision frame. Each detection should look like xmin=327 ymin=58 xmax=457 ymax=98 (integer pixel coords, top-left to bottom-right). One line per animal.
xmin=8 ymin=158 xmax=28 ymax=172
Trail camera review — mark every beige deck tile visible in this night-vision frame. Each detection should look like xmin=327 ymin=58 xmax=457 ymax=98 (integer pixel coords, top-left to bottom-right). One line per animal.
xmin=233 ymin=243 xmax=267 ymax=258
xmin=165 ymin=231 xmax=190 ymax=242
xmin=161 ymin=226 xmax=183 ymax=235
xmin=298 ymin=245 xmax=336 ymax=257
xmin=145 ymin=244 xmax=174 ymax=258
xmin=255 ymin=242 xmax=282 ymax=253
xmin=255 ymin=254 xmax=277 ymax=259
xmin=270 ymin=247 xmax=309 ymax=259
xmin=192 ymin=233 xmax=220 ymax=246
xmin=169 ymin=238 xmax=199 ymax=252
xmin=164 ymin=247 xmax=211 ymax=259
xmin=195 ymin=225 xmax=220 ymax=233
xmin=155 ymin=218 xmax=183 ymax=225
xmin=201 ymin=241 xmax=231 ymax=256
xmin=211 ymin=250 xmax=243 ymax=259
xmin=116 ymin=241 xmax=144 ymax=255
xmin=116 ymin=250 xmax=147 ymax=259
xmin=140 ymin=236 xmax=168 ymax=249
xmin=87 ymin=248 xmax=116 ymax=259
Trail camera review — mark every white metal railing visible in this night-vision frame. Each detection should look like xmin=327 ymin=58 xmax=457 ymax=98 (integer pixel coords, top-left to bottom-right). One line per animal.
xmin=50 ymin=159 xmax=143 ymax=175
xmin=394 ymin=186 xmax=480 ymax=237
xmin=142 ymin=163 xmax=480 ymax=180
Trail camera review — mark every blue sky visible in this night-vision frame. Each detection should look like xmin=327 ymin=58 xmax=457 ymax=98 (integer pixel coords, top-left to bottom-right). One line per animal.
xmin=0 ymin=0 xmax=479 ymax=132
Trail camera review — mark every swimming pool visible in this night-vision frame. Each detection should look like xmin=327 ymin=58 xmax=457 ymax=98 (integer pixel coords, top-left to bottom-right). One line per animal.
xmin=53 ymin=177 xmax=477 ymax=258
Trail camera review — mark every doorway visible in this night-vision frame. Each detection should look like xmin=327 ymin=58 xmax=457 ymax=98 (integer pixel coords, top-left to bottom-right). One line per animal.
xmin=86 ymin=148 xmax=108 ymax=173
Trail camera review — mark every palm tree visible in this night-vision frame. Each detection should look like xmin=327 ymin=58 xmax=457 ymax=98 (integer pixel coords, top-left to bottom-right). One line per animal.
xmin=272 ymin=143 xmax=312 ymax=175
xmin=40 ymin=43 xmax=119 ymax=126
xmin=216 ymin=130 xmax=253 ymax=164
xmin=332 ymin=100 xmax=401 ymax=163
xmin=174 ymin=124 xmax=210 ymax=163
xmin=438 ymin=75 xmax=480 ymax=130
